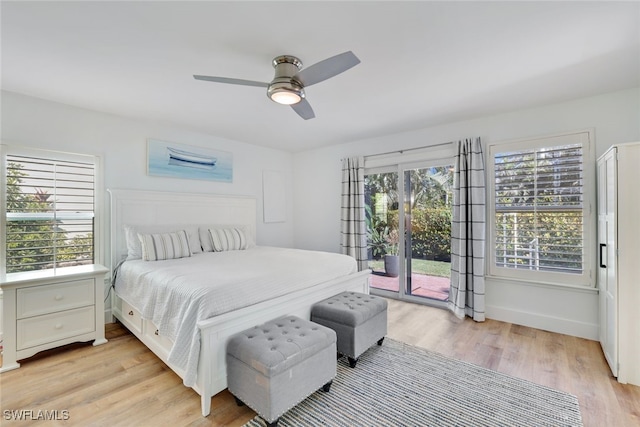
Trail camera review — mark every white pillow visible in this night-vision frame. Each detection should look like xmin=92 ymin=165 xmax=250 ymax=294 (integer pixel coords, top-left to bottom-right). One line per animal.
xmin=207 ymin=228 xmax=248 ymax=252
xmin=138 ymin=230 xmax=192 ymax=261
xmin=124 ymin=224 xmax=201 ymax=260
xmin=199 ymin=224 xmax=254 ymax=252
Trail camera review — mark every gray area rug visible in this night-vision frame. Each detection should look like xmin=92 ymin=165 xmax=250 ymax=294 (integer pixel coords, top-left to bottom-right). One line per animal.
xmin=242 ymin=338 xmax=583 ymax=427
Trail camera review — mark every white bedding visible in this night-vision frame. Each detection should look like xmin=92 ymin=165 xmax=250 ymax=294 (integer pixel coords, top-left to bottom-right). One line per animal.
xmin=114 ymin=246 xmax=357 ymax=386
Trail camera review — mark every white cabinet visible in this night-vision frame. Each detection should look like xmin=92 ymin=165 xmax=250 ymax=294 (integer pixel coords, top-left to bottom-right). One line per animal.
xmin=0 ymin=264 xmax=108 ymax=372
xmin=597 ymin=148 xmax=617 ymax=376
xmin=597 ymin=143 xmax=640 ymax=386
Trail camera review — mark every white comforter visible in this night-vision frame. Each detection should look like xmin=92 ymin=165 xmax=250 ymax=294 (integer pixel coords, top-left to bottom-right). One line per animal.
xmin=114 ymin=246 xmax=357 ymax=386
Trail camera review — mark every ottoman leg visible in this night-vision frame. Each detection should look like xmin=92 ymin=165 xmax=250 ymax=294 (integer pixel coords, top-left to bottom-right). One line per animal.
xmin=348 ymin=357 xmax=358 ymax=368
xmin=322 ymin=380 xmax=333 ymax=392
xmin=377 ymin=337 xmax=385 ymax=346
xmin=234 ymin=396 xmax=245 ymax=407
xmin=265 ymin=418 xmax=279 ymax=427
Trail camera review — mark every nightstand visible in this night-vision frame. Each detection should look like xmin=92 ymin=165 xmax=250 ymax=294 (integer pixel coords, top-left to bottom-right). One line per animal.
xmin=0 ymin=264 xmax=109 ymax=372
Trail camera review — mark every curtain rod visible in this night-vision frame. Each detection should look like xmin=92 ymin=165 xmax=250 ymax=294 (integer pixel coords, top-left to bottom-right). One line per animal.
xmin=364 ymin=141 xmax=454 ymax=160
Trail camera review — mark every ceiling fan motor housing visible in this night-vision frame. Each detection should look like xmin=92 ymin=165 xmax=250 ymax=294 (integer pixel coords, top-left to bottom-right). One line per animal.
xmin=267 ymin=55 xmax=305 ymax=103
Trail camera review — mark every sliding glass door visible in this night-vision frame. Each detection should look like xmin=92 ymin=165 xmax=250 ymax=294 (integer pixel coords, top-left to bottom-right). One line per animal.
xmin=403 ymin=164 xmax=453 ymax=302
xmin=365 ymin=168 xmax=400 ymax=294
xmin=365 ymin=161 xmax=453 ymax=306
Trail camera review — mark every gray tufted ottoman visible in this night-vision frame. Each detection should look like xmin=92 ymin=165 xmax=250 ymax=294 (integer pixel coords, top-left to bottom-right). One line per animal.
xmin=311 ymin=291 xmax=387 ymax=368
xmin=226 ymin=315 xmax=336 ymax=427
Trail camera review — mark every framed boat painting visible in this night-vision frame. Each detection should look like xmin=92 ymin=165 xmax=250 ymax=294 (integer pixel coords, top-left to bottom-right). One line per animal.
xmin=147 ymin=139 xmax=233 ymax=182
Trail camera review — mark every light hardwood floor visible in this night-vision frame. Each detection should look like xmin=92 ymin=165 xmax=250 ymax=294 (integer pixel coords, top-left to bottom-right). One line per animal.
xmin=1 ymin=299 xmax=638 ymax=426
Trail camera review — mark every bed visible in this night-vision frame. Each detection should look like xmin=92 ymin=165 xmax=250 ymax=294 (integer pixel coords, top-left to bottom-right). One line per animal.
xmin=108 ymin=189 xmax=370 ymax=416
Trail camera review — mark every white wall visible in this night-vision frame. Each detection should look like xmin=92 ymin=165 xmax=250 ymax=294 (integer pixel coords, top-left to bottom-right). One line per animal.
xmin=1 ymin=91 xmax=295 ymax=251
xmin=292 ymin=87 xmax=640 ymax=340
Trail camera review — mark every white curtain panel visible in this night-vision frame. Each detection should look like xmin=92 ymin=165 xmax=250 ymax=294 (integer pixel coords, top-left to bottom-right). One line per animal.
xmin=340 ymin=157 xmax=368 ymax=271
xmin=449 ymin=138 xmax=486 ymax=321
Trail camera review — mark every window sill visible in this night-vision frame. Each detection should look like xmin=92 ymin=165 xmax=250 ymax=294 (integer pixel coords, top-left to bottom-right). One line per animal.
xmin=485 ymin=274 xmax=599 ymax=294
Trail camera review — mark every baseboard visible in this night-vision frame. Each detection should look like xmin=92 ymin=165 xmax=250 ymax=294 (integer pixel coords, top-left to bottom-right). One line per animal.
xmin=104 ymin=308 xmax=115 ymax=325
xmin=486 ymin=304 xmax=599 ymax=340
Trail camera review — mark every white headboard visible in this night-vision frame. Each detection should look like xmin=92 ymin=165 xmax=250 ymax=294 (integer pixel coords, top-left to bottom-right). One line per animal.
xmin=108 ymin=189 xmax=257 ymax=271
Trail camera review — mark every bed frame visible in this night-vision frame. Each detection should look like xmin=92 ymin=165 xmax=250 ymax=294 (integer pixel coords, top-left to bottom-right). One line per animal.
xmin=107 ymin=189 xmax=370 ymax=416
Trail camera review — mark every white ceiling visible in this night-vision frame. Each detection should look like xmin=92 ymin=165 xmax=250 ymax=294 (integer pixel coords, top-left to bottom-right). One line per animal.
xmin=2 ymin=1 xmax=639 ymax=152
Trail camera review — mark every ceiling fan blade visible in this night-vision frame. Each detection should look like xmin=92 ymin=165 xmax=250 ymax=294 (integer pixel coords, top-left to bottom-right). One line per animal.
xmin=193 ymin=75 xmax=269 ymax=88
xmin=295 ymin=51 xmax=360 ymax=87
xmin=291 ymin=98 xmax=315 ymax=120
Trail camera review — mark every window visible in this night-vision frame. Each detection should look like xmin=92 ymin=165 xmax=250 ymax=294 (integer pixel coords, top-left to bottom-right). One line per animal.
xmin=1 ymin=145 xmax=101 ymax=275
xmin=487 ymin=131 xmax=595 ymax=287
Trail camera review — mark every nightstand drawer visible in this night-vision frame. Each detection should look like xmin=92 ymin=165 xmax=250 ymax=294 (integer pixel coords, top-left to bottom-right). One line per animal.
xmin=17 ymin=279 xmax=95 ymax=319
xmin=17 ymin=306 xmax=96 ymax=350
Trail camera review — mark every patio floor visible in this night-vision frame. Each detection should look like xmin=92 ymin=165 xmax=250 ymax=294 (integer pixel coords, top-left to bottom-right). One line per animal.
xmin=370 ymin=270 xmax=450 ymax=301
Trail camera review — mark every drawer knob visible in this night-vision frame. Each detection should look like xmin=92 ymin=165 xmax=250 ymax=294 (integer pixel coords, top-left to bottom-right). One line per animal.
xmin=54 ymin=295 xmax=64 ymax=301
xmin=128 ymin=310 xmax=134 ymax=316
xmin=155 ymin=329 xmax=159 ymax=336
xmin=55 ymin=323 xmax=63 ymax=330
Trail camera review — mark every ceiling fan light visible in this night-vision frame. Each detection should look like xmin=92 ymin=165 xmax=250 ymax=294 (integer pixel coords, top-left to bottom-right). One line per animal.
xmin=270 ymin=89 xmax=301 ymax=105
xmin=267 ymin=79 xmax=305 ymax=105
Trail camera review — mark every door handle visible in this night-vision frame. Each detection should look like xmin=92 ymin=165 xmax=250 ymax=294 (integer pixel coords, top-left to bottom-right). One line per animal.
xmin=599 ymin=243 xmax=607 ymax=268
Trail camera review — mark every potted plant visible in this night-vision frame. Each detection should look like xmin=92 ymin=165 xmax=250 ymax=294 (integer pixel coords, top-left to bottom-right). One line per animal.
xmin=366 ymin=216 xmax=389 ymax=261
xmin=384 ymin=228 xmax=400 ymax=277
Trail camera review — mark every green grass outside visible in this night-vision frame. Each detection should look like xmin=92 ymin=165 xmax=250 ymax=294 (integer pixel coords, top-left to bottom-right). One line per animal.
xmin=369 ymin=258 xmax=451 ymax=278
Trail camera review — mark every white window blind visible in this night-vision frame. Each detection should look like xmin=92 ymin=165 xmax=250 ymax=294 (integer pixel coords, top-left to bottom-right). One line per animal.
xmin=494 ymin=144 xmax=584 ymax=274
xmin=5 ymin=153 xmax=96 ymax=273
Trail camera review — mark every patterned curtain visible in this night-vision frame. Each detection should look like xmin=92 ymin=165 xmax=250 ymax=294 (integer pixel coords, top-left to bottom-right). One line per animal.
xmin=340 ymin=157 xmax=368 ymax=271
xmin=448 ymin=138 xmax=486 ymax=321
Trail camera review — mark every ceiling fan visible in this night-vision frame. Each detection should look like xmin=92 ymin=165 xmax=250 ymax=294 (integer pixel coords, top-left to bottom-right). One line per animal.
xmin=193 ymin=51 xmax=360 ymax=120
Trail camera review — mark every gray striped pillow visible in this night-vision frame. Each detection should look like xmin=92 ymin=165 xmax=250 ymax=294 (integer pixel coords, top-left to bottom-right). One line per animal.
xmin=208 ymin=228 xmax=248 ymax=252
xmin=138 ymin=230 xmax=192 ymax=261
